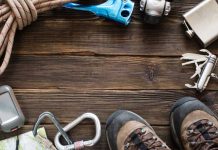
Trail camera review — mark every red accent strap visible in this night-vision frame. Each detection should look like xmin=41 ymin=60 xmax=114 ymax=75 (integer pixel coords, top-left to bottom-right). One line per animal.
xmin=74 ymin=141 xmax=84 ymax=150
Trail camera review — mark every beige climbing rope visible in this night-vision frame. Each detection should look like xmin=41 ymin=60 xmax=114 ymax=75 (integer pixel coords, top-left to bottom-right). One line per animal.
xmin=0 ymin=0 xmax=77 ymax=75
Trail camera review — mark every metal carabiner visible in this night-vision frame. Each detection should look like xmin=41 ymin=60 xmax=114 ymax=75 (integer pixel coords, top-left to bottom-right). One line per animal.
xmin=54 ymin=113 xmax=101 ymax=150
xmin=32 ymin=112 xmax=72 ymax=145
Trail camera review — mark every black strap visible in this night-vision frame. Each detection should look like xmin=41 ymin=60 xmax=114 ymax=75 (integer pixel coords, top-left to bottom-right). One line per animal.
xmin=15 ymin=136 xmax=19 ymax=150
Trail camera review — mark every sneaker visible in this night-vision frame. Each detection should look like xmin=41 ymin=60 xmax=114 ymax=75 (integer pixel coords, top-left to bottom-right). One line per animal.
xmin=106 ymin=110 xmax=171 ymax=150
xmin=170 ymin=97 xmax=218 ymax=150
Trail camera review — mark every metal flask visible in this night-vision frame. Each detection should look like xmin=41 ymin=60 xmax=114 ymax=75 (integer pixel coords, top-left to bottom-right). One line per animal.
xmin=183 ymin=0 xmax=218 ymax=47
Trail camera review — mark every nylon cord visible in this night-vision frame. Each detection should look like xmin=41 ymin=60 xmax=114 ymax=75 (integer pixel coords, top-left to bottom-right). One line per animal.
xmin=0 ymin=0 xmax=77 ymax=75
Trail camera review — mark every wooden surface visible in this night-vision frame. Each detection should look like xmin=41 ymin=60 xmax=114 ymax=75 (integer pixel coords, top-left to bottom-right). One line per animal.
xmin=0 ymin=0 xmax=218 ymax=149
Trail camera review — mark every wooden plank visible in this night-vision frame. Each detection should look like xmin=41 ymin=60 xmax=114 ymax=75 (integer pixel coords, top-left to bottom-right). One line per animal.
xmin=14 ymin=20 xmax=199 ymax=56
xmin=12 ymin=0 xmax=218 ymax=56
xmin=0 ymin=89 xmax=208 ymax=125
xmin=0 ymin=1 xmax=217 ymax=150
xmin=0 ymin=90 xmax=216 ymax=149
xmin=0 ymin=125 xmax=176 ymax=150
xmin=1 ymin=55 xmax=218 ymax=90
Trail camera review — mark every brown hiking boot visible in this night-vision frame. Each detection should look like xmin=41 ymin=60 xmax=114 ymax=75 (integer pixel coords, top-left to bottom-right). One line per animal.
xmin=170 ymin=97 xmax=218 ymax=150
xmin=106 ymin=110 xmax=171 ymax=150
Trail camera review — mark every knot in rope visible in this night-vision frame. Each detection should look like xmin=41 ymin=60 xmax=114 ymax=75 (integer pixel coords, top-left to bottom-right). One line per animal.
xmin=0 ymin=0 xmax=76 ymax=75
xmin=6 ymin=0 xmax=37 ymax=30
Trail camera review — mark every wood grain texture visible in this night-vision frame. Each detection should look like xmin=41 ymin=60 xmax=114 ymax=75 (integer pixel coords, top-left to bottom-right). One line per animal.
xmin=0 ymin=89 xmax=217 ymax=125
xmin=0 ymin=125 xmax=175 ymax=150
xmin=9 ymin=90 xmax=197 ymax=125
xmin=0 ymin=0 xmax=218 ymax=149
xmin=12 ymin=0 xmax=218 ymax=56
xmin=1 ymin=56 xmax=218 ymax=90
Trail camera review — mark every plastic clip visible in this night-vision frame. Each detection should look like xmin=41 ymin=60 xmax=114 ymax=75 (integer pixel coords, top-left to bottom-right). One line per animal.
xmin=64 ymin=0 xmax=134 ymax=25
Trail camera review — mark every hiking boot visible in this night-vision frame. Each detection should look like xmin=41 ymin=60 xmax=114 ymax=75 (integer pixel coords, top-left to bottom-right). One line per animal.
xmin=106 ymin=110 xmax=171 ymax=150
xmin=170 ymin=97 xmax=218 ymax=150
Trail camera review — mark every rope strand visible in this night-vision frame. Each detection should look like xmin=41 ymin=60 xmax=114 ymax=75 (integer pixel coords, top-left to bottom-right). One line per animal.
xmin=0 ymin=0 xmax=77 ymax=75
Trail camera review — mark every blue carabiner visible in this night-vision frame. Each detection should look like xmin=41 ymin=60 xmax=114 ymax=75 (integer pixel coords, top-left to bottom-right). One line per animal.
xmin=64 ymin=0 xmax=134 ymax=25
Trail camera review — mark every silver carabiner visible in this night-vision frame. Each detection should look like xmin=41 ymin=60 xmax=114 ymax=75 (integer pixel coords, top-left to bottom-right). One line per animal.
xmin=33 ymin=112 xmax=72 ymax=145
xmin=54 ymin=113 xmax=101 ymax=150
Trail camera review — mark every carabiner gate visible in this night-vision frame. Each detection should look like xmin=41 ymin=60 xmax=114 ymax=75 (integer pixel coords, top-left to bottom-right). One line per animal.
xmin=33 ymin=112 xmax=72 ymax=145
xmin=54 ymin=113 xmax=101 ymax=150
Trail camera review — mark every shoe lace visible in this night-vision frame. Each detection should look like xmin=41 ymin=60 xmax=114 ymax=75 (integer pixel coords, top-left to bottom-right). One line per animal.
xmin=186 ymin=119 xmax=218 ymax=150
xmin=124 ymin=128 xmax=169 ymax=150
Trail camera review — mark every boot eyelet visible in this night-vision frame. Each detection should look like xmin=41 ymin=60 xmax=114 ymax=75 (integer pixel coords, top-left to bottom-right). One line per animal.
xmin=161 ymin=144 xmax=166 ymax=148
xmin=152 ymin=136 xmax=157 ymax=140
xmin=141 ymin=128 xmax=146 ymax=133
xmin=125 ymin=143 xmax=130 ymax=149
xmin=187 ymin=129 xmax=194 ymax=134
xmin=207 ymin=121 xmax=213 ymax=126
xmin=190 ymin=141 xmax=196 ymax=146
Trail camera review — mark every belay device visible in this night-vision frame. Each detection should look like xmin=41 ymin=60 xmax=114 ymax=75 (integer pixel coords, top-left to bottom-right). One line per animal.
xmin=64 ymin=0 xmax=134 ymax=25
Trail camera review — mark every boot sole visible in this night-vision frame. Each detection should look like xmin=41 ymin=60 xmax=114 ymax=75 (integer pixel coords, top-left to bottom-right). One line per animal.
xmin=170 ymin=97 xmax=197 ymax=150
xmin=105 ymin=110 xmax=154 ymax=150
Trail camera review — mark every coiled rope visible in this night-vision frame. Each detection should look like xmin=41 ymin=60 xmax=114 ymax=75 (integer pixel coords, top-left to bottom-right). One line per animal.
xmin=0 ymin=0 xmax=77 ymax=75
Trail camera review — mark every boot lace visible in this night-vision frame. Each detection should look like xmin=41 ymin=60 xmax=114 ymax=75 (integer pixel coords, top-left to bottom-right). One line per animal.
xmin=186 ymin=119 xmax=218 ymax=150
xmin=124 ymin=128 xmax=169 ymax=150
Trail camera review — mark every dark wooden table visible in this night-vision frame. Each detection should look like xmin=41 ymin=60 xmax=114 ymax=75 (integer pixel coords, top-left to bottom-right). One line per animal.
xmin=0 ymin=0 xmax=218 ymax=149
